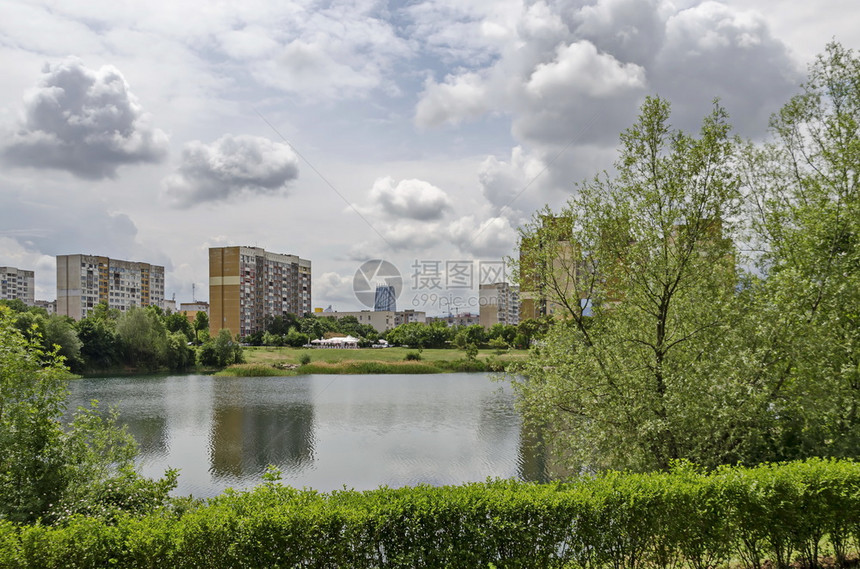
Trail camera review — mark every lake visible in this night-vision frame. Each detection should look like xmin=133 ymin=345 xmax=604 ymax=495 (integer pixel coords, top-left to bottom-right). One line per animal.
xmin=66 ymin=373 xmax=547 ymax=498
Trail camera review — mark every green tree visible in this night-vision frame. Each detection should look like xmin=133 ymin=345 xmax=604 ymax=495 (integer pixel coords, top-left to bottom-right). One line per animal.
xmin=741 ymin=41 xmax=860 ymax=459
xmin=115 ymin=306 xmax=167 ymax=369
xmin=76 ymin=316 xmax=119 ymax=370
xmin=193 ymin=311 xmax=209 ymax=344
xmin=0 ymin=307 xmax=173 ymax=524
xmin=164 ymin=311 xmax=194 ymax=343
xmin=513 ymin=96 xmax=746 ymax=472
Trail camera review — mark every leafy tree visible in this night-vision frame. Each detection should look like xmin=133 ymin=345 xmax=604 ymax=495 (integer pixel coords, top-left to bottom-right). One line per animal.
xmin=513 ymin=96 xmax=746 ymax=471
xmin=193 ymin=311 xmax=209 ymax=344
xmin=453 ymin=324 xmax=487 ymax=349
xmin=164 ymin=311 xmax=194 ymax=343
xmin=115 ymin=306 xmax=168 ymax=369
xmin=741 ymin=41 xmax=860 ymax=459
xmin=76 ymin=316 xmax=119 ymax=370
xmin=200 ymin=329 xmax=245 ymax=367
xmin=385 ymin=321 xmax=452 ymax=348
xmin=284 ymin=328 xmax=310 ymax=347
xmin=0 ymin=307 xmax=174 ymax=524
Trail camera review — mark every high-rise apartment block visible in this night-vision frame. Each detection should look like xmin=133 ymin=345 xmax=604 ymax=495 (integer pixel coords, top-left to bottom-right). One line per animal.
xmin=209 ymin=246 xmax=311 ymax=338
xmin=479 ymin=282 xmax=520 ymax=328
xmin=0 ymin=266 xmax=35 ymax=305
xmin=56 ymin=254 xmax=165 ymax=320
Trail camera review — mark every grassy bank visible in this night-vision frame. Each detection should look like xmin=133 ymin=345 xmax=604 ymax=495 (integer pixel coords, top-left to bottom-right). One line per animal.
xmin=216 ymin=346 xmax=528 ymax=376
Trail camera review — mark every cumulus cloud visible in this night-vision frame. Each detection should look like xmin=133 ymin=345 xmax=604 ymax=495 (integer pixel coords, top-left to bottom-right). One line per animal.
xmin=161 ymin=134 xmax=300 ymax=208
xmin=415 ymin=72 xmax=491 ymax=128
xmin=365 ymin=177 xmax=453 ymax=221
xmin=2 ymin=58 xmax=168 ymax=179
xmin=448 ymin=215 xmax=518 ymax=258
xmin=413 ymin=0 xmax=800 ymax=144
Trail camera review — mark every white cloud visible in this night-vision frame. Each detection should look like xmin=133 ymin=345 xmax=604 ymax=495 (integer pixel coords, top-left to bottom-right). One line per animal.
xmin=448 ymin=215 xmax=518 ymax=258
xmin=366 ymin=177 xmax=453 ymax=221
xmin=526 ymin=41 xmax=646 ymax=99
xmin=161 ymin=134 xmax=300 ymax=208
xmin=415 ymin=72 xmax=491 ymax=128
xmin=2 ymin=58 xmax=168 ymax=179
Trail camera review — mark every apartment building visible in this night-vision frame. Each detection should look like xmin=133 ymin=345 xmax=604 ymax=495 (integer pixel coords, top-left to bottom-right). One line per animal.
xmin=56 ymin=254 xmax=165 ymax=320
xmin=209 ymin=246 xmax=311 ymax=338
xmin=0 ymin=266 xmax=35 ymax=305
xmin=479 ymin=282 xmax=520 ymax=328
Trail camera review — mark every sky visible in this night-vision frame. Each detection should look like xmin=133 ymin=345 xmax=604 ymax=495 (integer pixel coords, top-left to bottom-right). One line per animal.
xmin=1 ymin=0 xmax=858 ymax=315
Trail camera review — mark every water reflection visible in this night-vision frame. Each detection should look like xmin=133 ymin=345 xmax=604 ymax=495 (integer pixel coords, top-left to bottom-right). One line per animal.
xmin=66 ymin=373 xmax=549 ymax=497
xmin=210 ymin=378 xmax=314 ymax=478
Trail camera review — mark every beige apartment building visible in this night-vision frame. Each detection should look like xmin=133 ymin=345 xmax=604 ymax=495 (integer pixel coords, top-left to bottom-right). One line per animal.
xmin=209 ymin=246 xmax=311 ymax=338
xmin=0 ymin=266 xmax=35 ymax=305
xmin=479 ymin=282 xmax=520 ymax=328
xmin=56 ymin=254 xmax=165 ymax=320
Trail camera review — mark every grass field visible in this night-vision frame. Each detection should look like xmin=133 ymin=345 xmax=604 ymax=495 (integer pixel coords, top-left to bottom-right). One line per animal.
xmin=243 ymin=346 xmax=529 ymax=366
xmin=217 ymin=346 xmax=529 ymax=375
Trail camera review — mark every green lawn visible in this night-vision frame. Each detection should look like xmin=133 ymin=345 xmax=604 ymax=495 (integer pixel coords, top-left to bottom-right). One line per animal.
xmin=243 ymin=346 xmax=528 ymax=366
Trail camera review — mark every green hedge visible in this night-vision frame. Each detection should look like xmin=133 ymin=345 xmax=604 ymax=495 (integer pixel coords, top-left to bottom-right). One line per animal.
xmin=1 ymin=459 xmax=859 ymax=568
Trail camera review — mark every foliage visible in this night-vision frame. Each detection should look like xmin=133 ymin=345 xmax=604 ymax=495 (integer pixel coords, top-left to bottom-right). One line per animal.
xmin=740 ymin=41 xmax=860 ymax=461
xmin=513 ymin=43 xmax=860 ymax=472
xmin=513 ymin=96 xmax=744 ymax=471
xmin=0 ymin=307 xmax=175 ymax=525
xmin=115 ymin=307 xmax=168 ymax=370
xmin=199 ymin=329 xmax=245 ymax=367
xmin=385 ymin=321 xmax=452 ymax=348
xmin=1 ymin=459 xmax=858 ymax=568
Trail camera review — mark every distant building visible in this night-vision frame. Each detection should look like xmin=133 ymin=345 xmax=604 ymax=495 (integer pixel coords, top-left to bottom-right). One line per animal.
xmin=209 ymin=246 xmax=311 ymax=338
xmin=34 ymin=299 xmax=56 ymax=314
xmin=56 ymin=254 xmax=165 ymax=320
xmin=0 ymin=266 xmax=35 ymax=305
xmin=314 ymin=309 xmax=426 ymax=334
xmin=373 ymin=284 xmax=396 ymax=312
xmin=394 ymin=309 xmax=425 ymax=327
xmin=479 ymin=282 xmax=520 ymax=328
xmin=180 ymin=301 xmax=209 ymax=324
xmin=426 ymin=312 xmax=480 ymax=327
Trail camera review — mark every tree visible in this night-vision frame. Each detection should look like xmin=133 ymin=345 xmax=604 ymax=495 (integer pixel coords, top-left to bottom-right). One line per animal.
xmin=164 ymin=311 xmax=194 ymax=343
xmin=741 ymin=41 xmax=860 ymax=459
xmin=193 ymin=311 xmax=209 ymax=344
xmin=76 ymin=316 xmax=119 ymax=370
xmin=513 ymin=96 xmax=746 ymax=472
xmin=0 ymin=307 xmax=174 ymax=524
xmin=115 ymin=306 xmax=167 ymax=369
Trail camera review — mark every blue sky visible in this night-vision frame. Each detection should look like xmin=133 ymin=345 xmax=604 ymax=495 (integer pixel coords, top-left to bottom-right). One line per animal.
xmin=1 ymin=0 xmax=858 ymax=313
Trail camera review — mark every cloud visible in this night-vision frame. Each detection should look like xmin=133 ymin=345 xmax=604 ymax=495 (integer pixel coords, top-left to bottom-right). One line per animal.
xmin=315 ymin=271 xmax=362 ymax=309
xmin=448 ymin=215 xmax=517 ymax=258
xmin=366 ymin=177 xmax=453 ymax=221
xmin=415 ymin=72 xmax=492 ymax=128
xmin=2 ymin=58 xmax=168 ymax=179
xmin=413 ymin=0 xmax=800 ymax=145
xmin=526 ymin=41 xmax=646 ymax=99
xmin=161 ymin=134 xmax=300 ymax=208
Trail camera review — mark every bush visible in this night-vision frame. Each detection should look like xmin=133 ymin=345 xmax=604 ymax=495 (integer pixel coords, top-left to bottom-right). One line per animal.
xmin=404 ymin=351 xmax=421 ymax=361
xmin=2 ymin=459 xmax=860 ymax=568
xmin=298 ymin=353 xmax=311 ymax=366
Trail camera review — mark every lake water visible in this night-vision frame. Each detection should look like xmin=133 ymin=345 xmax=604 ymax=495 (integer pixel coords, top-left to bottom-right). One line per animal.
xmin=66 ymin=373 xmax=546 ymax=498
